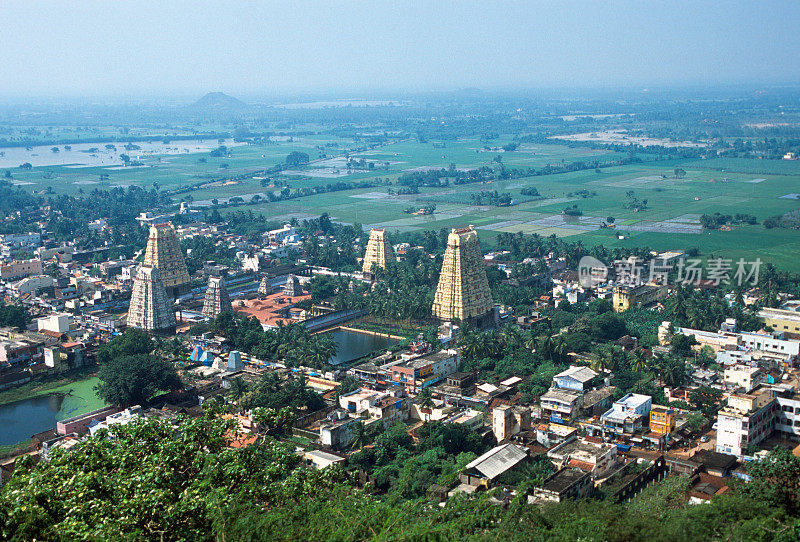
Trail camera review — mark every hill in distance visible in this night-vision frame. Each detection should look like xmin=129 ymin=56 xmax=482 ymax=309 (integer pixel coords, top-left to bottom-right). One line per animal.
xmin=193 ymin=92 xmax=250 ymax=110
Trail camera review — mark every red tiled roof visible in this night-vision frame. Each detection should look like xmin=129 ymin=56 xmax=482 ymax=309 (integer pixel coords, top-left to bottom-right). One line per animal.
xmin=567 ymin=458 xmax=596 ymax=472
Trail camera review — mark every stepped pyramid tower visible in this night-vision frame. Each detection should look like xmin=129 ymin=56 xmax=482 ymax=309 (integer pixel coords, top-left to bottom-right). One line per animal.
xmin=362 ymin=228 xmax=394 ymax=274
xmin=127 ymin=265 xmax=176 ymax=333
xmin=143 ymin=223 xmax=190 ymax=298
xmin=258 ymin=275 xmax=272 ymax=296
xmin=432 ymin=226 xmax=494 ymax=324
xmin=282 ymin=274 xmax=303 ymax=297
xmin=202 ymin=276 xmax=232 ymax=319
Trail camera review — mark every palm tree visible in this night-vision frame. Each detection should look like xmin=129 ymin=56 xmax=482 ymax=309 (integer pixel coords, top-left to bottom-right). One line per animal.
xmin=229 ymin=376 xmax=249 ymax=404
xmin=417 ymin=387 xmax=434 ymax=422
xmin=631 ymin=349 xmax=647 ymax=373
xmin=349 ymin=420 xmax=367 ymax=450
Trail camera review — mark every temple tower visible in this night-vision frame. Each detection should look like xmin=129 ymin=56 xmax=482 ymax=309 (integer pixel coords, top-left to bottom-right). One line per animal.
xmin=282 ymin=274 xmax=303 ymax=297
xmin=432 ymin=226 xmax=494 ymax=324
xmin=143 ymin=223 xmax=190 ymax=298
xmin=127 ymin=265 xmax=176 ymax=333
xmin=258 ymin=275 xmax=272 ymax=296
xmin=202 ymin=275 xmax=232 ymax=319
xmin=362 ymin=228 xmax=394 ymax=274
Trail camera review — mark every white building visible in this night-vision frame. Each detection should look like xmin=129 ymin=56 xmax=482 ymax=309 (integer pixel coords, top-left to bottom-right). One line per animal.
xmin=723 ymin=364 xmax=764 ymax=392
xmin=88 ymin=406 xmax=143 ymax=436
xmin=492 ymin=404 xmax=530 ymax=442
xmin=601 ymin=393 xmax=652 ymax=437
xmin=266 ymin=224 xmax=298 ymax=245
xmin=37 ymin=313 xmax=73 ymax=334
xmin=716 ymin=388 xmax=777 ymax=457
xmin=553 ymin=366 xmax=598 ymax=392
xmin=547 ymin=437 xmax=618 ymax=478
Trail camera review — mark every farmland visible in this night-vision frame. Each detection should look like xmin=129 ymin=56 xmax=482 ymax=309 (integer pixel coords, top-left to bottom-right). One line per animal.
xmin=4 ymin=114 xmax=800 ymax=271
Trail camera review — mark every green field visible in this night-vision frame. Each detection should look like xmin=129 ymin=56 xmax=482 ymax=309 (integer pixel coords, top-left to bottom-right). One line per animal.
xmin=7 ymin=132 xmax=800 ymax=272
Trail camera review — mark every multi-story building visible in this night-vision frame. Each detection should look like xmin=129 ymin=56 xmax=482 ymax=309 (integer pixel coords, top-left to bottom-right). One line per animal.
xmin=547 ymin=437 xmax=618 ymax=477
xmin=649 ymin=405 xmax=676 ymax=435
xmin=540 ymin=388 xmax=583 ymax=424
xmin=724 ymin=364 xmax=764 ymax=392
xmin=760 ymin=307 xmax=800 ymax=338
xmin=601 ymin=393 xmax=652 ymax=437
xmin=390 ymin=349 xmax=459 ymax=392
xmin=0 ymin=259 xmax=43 ymax=281
xmin=492 ymin=404 xmax=531 ymax=442
xmin=774 ymin=386 xmax=800 ymax=440
xmin=716 ymin=387 xmax=777 ymax=457
xmin=532 ymin=467 xmax=592 ymax=503
xmin=612 ymin=284 xmax=667 ymax=312
xmin=553 ymin=366 xmax=597 ymax=392
xmin=320 ymin=411 xmax=358 ymax=450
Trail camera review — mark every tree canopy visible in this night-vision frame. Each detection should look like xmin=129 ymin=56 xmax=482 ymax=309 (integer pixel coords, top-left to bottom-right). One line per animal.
xmin=95 ymin=354 xmax=181 ymax=406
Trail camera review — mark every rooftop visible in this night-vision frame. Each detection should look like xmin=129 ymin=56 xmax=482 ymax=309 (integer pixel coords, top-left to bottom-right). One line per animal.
xmin=540 ymin=467 xmax=589 ymax=493
xmin=464 ymin=443 xmax=527 ymax=480
xmin=541 ymin=388 xmax=581 ymax=403
xmin=555 ymin=365 xmax=598 ymax=383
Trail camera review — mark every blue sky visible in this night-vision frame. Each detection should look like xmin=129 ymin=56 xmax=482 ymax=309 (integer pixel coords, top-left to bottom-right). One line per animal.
xmin=1 ymin=1 xmax=798 ymax=97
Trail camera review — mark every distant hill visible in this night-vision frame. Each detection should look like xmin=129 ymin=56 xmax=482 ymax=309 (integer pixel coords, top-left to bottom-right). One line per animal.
xmin=193 ymin=92 xmax=249 ymax=110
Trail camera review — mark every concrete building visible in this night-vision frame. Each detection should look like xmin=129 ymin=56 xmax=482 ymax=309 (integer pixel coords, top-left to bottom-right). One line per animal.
xmin=390 ymin=350 xmax=460 ymax=392
xmin=492 ymin=404 xmax=531 ymax=442
xmin=320 ymin=411 xmax=358 ymax=450
xmin=303 ymin=450 xmax=346 ymax=470
xmin=547 ymin=437 xmax=618 ymax=477
xmin=649 ymin=405 xmax=676 ymax=435
xmin=431 ymin=226 xmax=494 ymax=325
xmin=716 ymin=388 xmax=777 ymax=457
xmin=142 ymin=223 xmax=190 ymax=298
xmin=535 ymin=422 xmax=578 ymax=448
xmin=540 ymin=388 xmax=583 ymax=424
xmin=0 ymin=259 xmax=43 ymax=281
xmin=37 ymin=313 xmax=73 ymax=334
xmin=724 ymin=364 xmax=764 ymax=392
xmin=760 ymin=307 xmax=800 ymax=338
xmin=613 ymin=284 xmax=667 ymax=312
xmin=362 ymin=228 xmax=394 ymax=274
xmin=532 ymin=467 xmax=592 ymax=503
xmin=266 ymin=224 xmax=298 ymax=245
xmin=126 ymin=265 xmax=176 ymax=334
xmin=601 ymin=393 xmax=652 ymax=437
xmin=12 ymin=275 xmax=54 ymax=296
xmin=202 ymin=276 xmax=232 ymax=319
xmin=553 ymin=366 xmax=598 ymax=392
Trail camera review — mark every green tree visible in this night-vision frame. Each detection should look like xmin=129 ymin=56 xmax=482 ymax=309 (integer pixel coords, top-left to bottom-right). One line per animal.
xmin=743 ymin=447 xmax=800 ymax=514
xmin=95 ymin=354 xmax=181 ymax=406
xmin=97 ymin=328 xmax=154 ymax=364
xmin=286 ymin=151 xmax=310 ymax=167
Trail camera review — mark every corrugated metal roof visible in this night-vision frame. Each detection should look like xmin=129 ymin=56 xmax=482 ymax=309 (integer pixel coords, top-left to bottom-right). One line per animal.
xmin=464 ymin=443 xmax=527 ymax=479
xmin=555 ymin=366 xmax=597 ymax=383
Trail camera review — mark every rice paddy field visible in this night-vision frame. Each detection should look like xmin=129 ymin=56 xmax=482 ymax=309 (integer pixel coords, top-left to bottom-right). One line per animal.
xmin=6 ymin=130 xmax=800 ymax=272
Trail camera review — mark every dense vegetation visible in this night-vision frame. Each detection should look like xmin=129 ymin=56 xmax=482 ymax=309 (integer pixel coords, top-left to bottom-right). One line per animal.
xmin=3 ymin=414 xmax=800 ymax=541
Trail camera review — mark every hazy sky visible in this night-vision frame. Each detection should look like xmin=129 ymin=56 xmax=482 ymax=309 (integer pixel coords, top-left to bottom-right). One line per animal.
xmin=2 ymin=1 xmax=799 ymax=97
